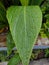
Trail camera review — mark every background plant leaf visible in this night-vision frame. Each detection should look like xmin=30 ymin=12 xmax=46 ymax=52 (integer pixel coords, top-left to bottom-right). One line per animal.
xmin=0 ymin=2 xmax=8 ymax=29
xmin=6 ymin=31 xmax=15 ymax=55
xmin=20 ymin=0 xmax=29 ymax=5
xmin=7 ymin=6 xmax=42 ymax=65
xmin=0 ymin=2 xmax=6 ymax=22
xmin=30 ymin=0 xmax=43 ymax=5
xmin=8 ymin=54 xmax=20 ymax=65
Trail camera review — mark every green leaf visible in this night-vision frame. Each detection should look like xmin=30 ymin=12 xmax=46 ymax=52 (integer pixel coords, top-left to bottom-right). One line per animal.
xmin=20 ymin=0 xmax=29 ymax=5
xmin=0 ymin=2 xmax=6 ymax=22
xmin=45 ymin=14 xmax=49 ymax=20
xmin=6 ymin=31 xmax=15 ymax=55
xmin=7 ymin=6 xmax=42 ymax=65
xmin=30 ymin=0 xmax=43 ymax=5
xmin=8 ymin=54 xmax=20 ymax=65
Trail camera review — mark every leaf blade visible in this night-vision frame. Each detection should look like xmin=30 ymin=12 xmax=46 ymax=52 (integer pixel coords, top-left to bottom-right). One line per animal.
xmin=7 ymin=6 xmax=42 ymax=65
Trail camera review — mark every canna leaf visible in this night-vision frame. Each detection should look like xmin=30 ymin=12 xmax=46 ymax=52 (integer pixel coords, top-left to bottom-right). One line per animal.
xmin=7 ymin=6 xmax=42 ymax=65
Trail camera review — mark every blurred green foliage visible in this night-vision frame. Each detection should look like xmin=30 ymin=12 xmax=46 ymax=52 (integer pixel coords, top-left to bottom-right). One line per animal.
xmin=40 ymin=0 xmax=49 ymax=38
xmin=45 ymin=48 xmax=49 ymax=58
xmin=0 ymin=49 xmax=49 ymax=62
xmin=6 ymin=31 xmax=15 ymax=55
xmin=0 ymin=51 xmax=7 ymax=62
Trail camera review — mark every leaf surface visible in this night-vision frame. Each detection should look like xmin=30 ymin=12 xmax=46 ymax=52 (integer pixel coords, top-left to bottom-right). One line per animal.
xmin=7 ymin=6 xmax=42 ymax=65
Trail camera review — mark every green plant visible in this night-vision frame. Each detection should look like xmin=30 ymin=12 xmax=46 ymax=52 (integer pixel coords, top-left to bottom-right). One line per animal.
xmin=6 ymin=0 xmax=42 ymax=65
xmin=6 ymin=31 xmax=15 ymax=55
xmin=31 ymin=50 xmax=42 ymax=60
xmin=1 ymin=0 xmax=49 ymax=65
xmin=40 ymin=0 xmax=49 ymax=38
xmin=0 ymin=51 xmax=7 ymax=62
xmin=45 ymin=49 xmax=49 ymax=58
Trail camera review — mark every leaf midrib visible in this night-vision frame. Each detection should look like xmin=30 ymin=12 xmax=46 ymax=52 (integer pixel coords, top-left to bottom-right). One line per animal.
xmin=24 ymin=6 xmax=27 ymax=44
